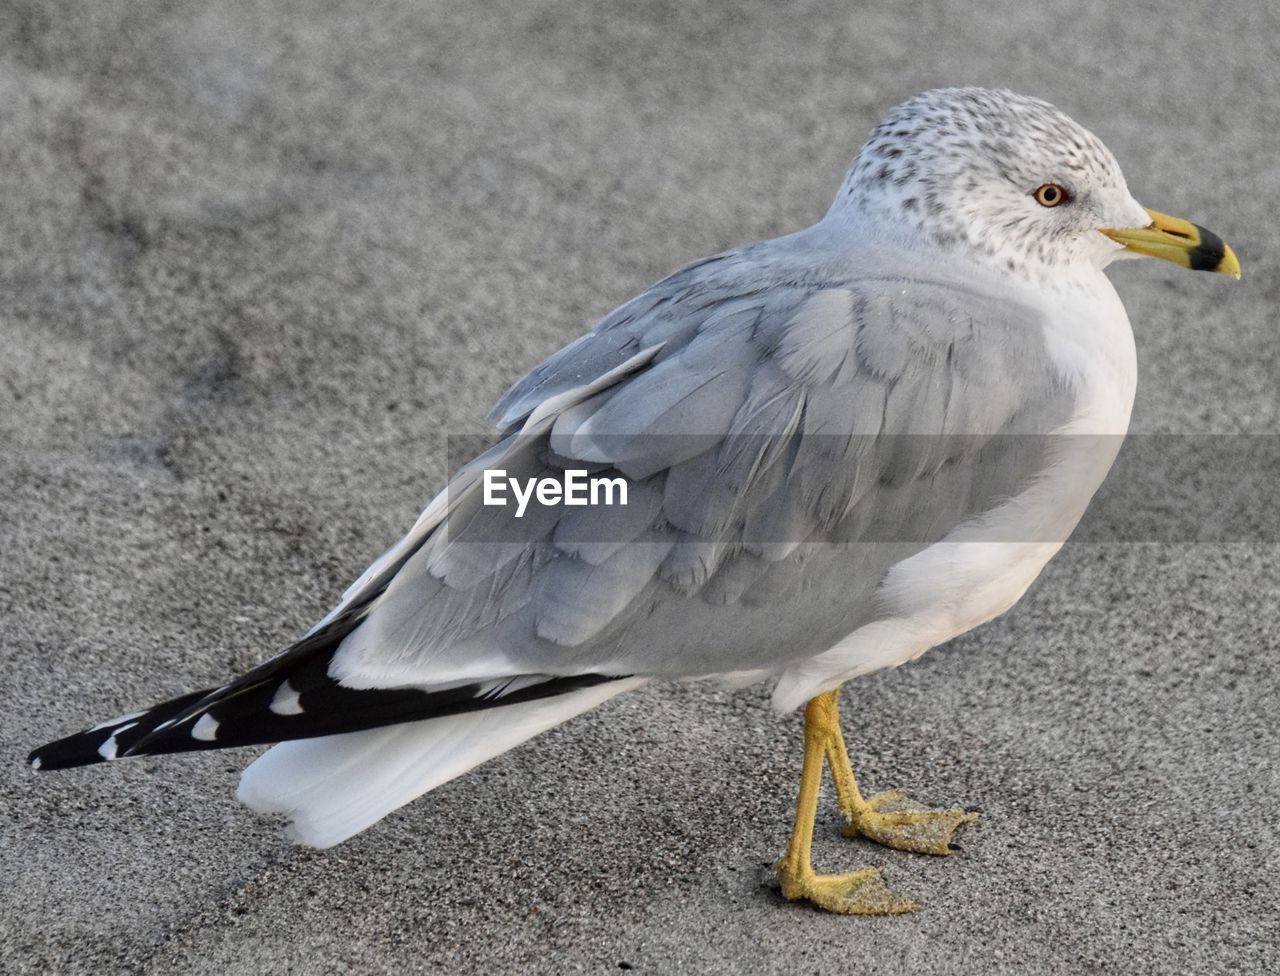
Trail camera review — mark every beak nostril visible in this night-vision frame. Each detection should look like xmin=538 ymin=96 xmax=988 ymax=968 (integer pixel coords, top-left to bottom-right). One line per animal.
xmin=1148 ymin=223 xmax=1193 ymax=241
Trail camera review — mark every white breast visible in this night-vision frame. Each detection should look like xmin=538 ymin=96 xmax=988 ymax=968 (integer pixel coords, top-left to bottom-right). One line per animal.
xmin=772 ymin=272 xmax=1137 ymax=712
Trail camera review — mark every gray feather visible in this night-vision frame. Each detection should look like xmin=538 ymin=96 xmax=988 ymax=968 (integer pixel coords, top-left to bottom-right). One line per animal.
xmin=327 ymin=232 xmax=1075 ymax=691
xmin=534 ymin=533 xmax=674 ymax=647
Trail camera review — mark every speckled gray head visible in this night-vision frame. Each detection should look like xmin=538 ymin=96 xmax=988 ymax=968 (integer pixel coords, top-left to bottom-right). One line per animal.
xmin=826 ymin=88 xmax=1156 ymax=278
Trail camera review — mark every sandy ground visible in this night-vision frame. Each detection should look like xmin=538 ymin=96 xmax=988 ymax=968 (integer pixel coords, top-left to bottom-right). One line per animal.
xmin=3 ymin=1 xmax=1279 ymax=973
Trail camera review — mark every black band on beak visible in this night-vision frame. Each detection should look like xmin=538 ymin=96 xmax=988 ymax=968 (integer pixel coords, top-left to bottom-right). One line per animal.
xmin=1188 ymin=223 xmax=1228 ymax=273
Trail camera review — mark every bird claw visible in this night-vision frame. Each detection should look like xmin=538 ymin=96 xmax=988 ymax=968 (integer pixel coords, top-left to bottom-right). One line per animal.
xmin=777 ymin=864 xmax=917 ymax=916
xmin=841 ymin=790 xmax=977 ymax=856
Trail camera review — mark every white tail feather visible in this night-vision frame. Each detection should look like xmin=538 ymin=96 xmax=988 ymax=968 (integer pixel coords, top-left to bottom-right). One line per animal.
xmin=236 ymin=678 xmax=647 ymax=848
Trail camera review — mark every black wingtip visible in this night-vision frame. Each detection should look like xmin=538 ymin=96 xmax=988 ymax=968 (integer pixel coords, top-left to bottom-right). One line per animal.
xmin=28 ymin=733 xmax=110 ymax=772
xmin=28 ymin=672 xmax=632 ymax=773
xmin=28 ymin=687 xmax=217 ymax=773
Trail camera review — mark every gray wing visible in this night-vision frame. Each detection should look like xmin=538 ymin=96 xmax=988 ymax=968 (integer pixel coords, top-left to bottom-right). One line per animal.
xmin=326 ymin=244 xmax=1074 ymax=690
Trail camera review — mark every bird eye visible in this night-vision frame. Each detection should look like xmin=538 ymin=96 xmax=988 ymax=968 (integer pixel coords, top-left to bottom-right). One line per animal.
xmin=1033 ymin=183 xmax=1070 ymax=208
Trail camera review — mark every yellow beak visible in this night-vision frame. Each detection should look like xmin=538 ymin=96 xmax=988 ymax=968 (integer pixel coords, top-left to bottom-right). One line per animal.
xmin=1100 ymin=208 xmax=1240 ymax=279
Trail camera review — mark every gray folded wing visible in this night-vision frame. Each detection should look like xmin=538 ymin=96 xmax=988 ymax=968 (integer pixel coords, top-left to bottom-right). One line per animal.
xmin=325 ymin=242 xmax=1075 ymax=691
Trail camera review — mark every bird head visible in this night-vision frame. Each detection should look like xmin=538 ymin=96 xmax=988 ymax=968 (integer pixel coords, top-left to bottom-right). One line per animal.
xmin=828 ymin=87 xmax=1239 ymax=282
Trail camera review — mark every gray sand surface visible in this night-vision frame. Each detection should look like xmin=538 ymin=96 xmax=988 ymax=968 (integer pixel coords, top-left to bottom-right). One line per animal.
xmin=3 ymin=2 xmax=1278 ymax=973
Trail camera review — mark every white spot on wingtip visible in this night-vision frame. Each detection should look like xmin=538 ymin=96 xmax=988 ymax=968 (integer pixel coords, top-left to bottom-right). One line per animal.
xmin=269 ymin=681 xmax=304 ymax=716
xmin=31 ymin=757 xmax=41 ymax=770
xmin=97 ymin=721 xmax=139 ymax=761
xmin=191 ymin=714 xmax=220 ymax=742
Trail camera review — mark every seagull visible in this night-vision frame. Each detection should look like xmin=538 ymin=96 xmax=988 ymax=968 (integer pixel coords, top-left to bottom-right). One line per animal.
xmin=29 ymin=87 xmax=1239 ymax=915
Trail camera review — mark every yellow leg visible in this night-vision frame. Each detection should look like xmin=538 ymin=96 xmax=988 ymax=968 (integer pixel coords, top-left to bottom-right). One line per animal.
xmin=824 ymin=693 xmax=976 ymax=856
xmin=775 ymin=690 xmax=915 ymax=915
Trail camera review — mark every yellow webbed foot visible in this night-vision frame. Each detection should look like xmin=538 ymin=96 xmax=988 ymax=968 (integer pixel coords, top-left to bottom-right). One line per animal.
xmin=842 ymin=789 xmax=976 ymax=856
xmin=777 ymin=862 xmax=917 ymax=916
